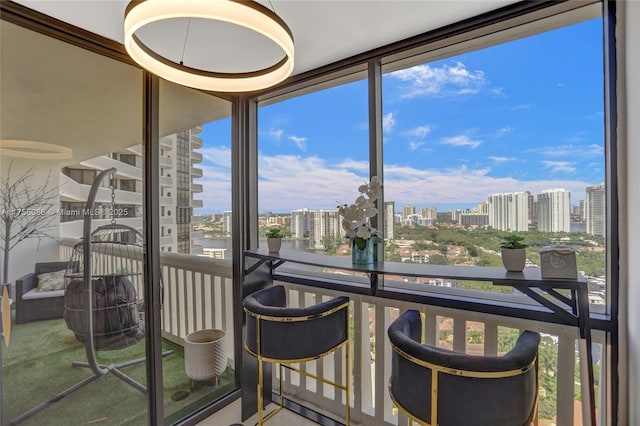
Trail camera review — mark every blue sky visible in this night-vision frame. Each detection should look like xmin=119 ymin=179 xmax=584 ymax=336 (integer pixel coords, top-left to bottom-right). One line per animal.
xmin=197 ymin=18 xmax=604 ymax=214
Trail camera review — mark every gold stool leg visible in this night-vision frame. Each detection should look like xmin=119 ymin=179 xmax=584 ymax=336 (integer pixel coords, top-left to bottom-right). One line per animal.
xmin=346 ymin=338 xmax=350 ymax=426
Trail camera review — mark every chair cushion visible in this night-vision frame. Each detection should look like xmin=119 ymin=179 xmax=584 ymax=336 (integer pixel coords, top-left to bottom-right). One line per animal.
xmin=244 ymin=285 xmax=349 ymax=360
xmin=36 ymin=270 xmax=66 ymax=292
xmin=22 ymin=288 xmax=65 ymax=300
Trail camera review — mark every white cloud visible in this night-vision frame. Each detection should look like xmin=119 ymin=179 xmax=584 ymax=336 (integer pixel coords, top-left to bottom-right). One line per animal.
xmin=196 ymin=148 xmax=597 ymax=212
xmin=489 ymin=156 xmax=516 ymax=163
xmin=389 ymin=61 xmax=486 ymax=98
xmin=406 ymin=125 xmax=431 ymax=138
xmin=495 ymin=126 xmax=513 ymax=138
xmin=441 ymin=135 xmax=481 ymax=149
xmin=529 ymin=144 xmax=603 ymax=158
xmin=268 ymin=128 xmax=283 ymax=140
xmin=408 ymin=141 xmax=425 ymax=152
xmin=383 ymin=112 xmax=396 ymax=133
xmin=288 ymin=135 xmax=308 ymax=151
xmin=196 ymin=146 xmax=233 ymax=212
xmin=541 ymin=160 xmax=576 ymax=174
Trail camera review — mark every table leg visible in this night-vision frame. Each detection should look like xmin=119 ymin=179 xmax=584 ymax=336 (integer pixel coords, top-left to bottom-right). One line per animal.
xmin=577 ymin=287 xmax=597 ymax=426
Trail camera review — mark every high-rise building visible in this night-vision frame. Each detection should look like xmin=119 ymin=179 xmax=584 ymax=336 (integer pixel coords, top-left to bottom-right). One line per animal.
xmin=586 ymin=183 xmax=606 ymax=237
xmin=222 ymin=211 xmax=233 ymax=236
xmin=402 ymin=204 xmax=415 ymax=219
xmin=60 ymin=127 xmax=203 ymax=254
xmin=536 ymin=188 xmax=570 ymax=233
xmin=419 ymin=207 xmax=437 ymax=221
xmin=526 ymin=191 xmax=535 ymax=224
xmin=487 ymin=192 xmax=529 ymax=231
xmin=308 ymin=209 xmax=341 ymax=250
xmin=291 ymin=208 xmax=309 ymax=238
xmin=384 ymin=201 xmax=395 ymax=240
xmin=460 ymin=213 xmax=489 ymax=227
xmin=450 ymin=209 xmax=463 ymax=222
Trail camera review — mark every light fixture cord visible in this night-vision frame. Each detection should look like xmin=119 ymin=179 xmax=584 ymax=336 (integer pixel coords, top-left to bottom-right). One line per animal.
xmin=180 ymin=19 xmax=192 ymax=66
xmin=268 ymin=0 xmax=276 ymax=13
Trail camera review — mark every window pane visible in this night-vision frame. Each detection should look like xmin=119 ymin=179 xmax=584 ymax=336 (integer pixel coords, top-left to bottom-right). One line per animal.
xmin=159 ymin=82 xmax=235 ymax=423
xmin=1 ymin=22 xmax=148 ymax=424
xmin=382 ymin=17 xmax=606 ymax=303
xmin=258 ymin=77 xmax=369 ymax=262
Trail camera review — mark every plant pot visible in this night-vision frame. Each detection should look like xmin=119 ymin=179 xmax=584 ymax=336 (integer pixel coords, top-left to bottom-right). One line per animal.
xmin=501 ymin=248 xmax=526 ymax=272
xmin=184 ymin=329 xmax=226 ymax=386
xmin=267 ymin=237 xmax=282 ymax=253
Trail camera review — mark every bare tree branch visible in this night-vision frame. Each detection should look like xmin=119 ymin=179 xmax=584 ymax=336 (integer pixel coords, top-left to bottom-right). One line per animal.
xmin=0 ymin=161 xmax=59 ymax=283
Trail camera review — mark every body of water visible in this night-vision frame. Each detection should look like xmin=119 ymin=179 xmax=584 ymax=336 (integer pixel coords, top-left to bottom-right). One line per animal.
xmin=570 ymin=222 xmax=586 ymax=233
xmin=197 ymin=238 xmax=310 ymax=253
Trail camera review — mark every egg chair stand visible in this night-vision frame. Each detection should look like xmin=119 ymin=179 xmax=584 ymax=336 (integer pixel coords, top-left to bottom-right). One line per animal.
xmin=11 ymin=168 xmax=171 ymax=425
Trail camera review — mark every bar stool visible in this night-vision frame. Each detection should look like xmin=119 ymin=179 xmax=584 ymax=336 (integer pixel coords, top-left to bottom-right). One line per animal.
xmin=388 ymin=310 xmax=540 ymax=426
xmin=243 ymin=285 xmax=350 ymax=425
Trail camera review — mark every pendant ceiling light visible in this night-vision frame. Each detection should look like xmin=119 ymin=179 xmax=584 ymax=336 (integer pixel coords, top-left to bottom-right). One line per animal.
xmin=124 ymin=0 xmax=294 ymax=92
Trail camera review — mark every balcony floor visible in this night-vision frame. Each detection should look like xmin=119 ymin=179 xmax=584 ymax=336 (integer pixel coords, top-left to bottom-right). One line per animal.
xmin=3 ymin=317 xmax=235 ymax=425
xmin=199 ymin=399 xmax=318 ymax=426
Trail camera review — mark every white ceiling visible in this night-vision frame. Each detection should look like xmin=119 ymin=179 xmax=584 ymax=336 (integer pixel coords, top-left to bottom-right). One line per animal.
xmin=3 ymin=0 xmax=520 ymax=165
xmin=14 ymin=0 xmax=519 ymax=76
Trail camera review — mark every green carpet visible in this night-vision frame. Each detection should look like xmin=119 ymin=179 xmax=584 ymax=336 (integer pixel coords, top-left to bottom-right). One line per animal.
xmin=2 ymin=318 xmax=235 ymax=425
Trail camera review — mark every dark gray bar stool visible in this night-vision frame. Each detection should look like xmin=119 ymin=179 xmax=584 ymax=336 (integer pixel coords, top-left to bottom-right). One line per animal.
xmin=243 ymin=285 xmax=350 ymax=425
xmin=388 ymin=309 xmax=541 ymax=426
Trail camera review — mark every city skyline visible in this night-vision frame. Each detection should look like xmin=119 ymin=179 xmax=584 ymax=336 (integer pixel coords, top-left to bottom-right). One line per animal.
xmin=195 ymin=17 xmax=604 ymax=214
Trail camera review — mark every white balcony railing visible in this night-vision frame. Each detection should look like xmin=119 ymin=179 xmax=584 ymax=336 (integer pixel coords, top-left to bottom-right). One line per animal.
xmin=273 ymin=282 xmax=606 ymax=426
xmin=57 ymin=239 xmax=606 ymax=425
xmin=59 ymin=239 xmax=235 ymax=366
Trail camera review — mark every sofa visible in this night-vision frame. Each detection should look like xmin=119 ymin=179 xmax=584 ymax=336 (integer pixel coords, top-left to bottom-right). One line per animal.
xmin=15 ymin=261 xmax=78 ymax=324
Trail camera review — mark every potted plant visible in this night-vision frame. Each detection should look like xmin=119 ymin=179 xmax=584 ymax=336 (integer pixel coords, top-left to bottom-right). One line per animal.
xmin=266 ymin=228 xmax=283 ymax=253
xmin=500 ymin=234 xmax=528 ymax=272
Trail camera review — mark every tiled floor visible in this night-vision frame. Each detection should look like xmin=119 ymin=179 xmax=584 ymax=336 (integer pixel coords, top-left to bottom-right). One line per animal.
xmin=197 ymin=399 xmax=318 ymax=426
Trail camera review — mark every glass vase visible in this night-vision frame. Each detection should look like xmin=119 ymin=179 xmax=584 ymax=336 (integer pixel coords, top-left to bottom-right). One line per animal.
xmin=352 ymin=237 xmax=374 ymax=265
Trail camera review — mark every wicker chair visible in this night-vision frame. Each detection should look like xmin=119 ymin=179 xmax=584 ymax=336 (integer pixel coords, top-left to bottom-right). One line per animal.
xmin=388 ymin=310 xmax=540 ymax=426
xmin=243 ymin=285 xmax=350 ymax=425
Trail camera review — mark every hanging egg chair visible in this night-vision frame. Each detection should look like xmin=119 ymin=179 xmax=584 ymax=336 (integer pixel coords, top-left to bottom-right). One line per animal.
xmin=63 ymin=167 xmax=144 ymax=354
xmin=64 ymin=222 xmax=144 ymax=351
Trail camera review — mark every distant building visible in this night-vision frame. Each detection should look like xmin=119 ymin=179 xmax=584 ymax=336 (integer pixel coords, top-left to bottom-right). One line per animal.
xmin=291 ymin=208 xmax=309 ymax=238
xmin=201 ymin=248 xmax=226 ymax=259
xmin=402 ymin=204 xmax=415 ymax=219
xmin=60 ymin=127 xmax=203 ymax=254
xmin=222 ymin=211 xmax=233 ymax=236
xmin=527 ymin=191 xmax=535 ymax=224
xmin=487 ymin=192 xmax=529 ymax=231
xmin=419 ymin=207 xmax=438 ymax=221
xmin=309 ymin=209 xmax=341 ymax=249
xmin=536 ymin=188 xmax=570 ymax=233
xmin=586 ymin=183 xmax=605 ymax=237
xmin=384 ymin=201 xmax=395 ymax=240
xmin=460 ymin=213 xmax=489 ymax=227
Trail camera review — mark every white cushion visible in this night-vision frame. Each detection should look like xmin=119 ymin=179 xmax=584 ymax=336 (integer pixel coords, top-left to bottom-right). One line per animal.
xmin=22 ymin=288 xmax=64 ymax=300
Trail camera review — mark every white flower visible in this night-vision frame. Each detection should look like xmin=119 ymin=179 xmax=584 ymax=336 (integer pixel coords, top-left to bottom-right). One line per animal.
xmin=338 ymin=176 xmax=383 ymax=241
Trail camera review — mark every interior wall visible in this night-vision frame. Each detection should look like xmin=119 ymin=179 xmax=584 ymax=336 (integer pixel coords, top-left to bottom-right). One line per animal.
xmin=621 ymin=1 xmax=640 ymax=425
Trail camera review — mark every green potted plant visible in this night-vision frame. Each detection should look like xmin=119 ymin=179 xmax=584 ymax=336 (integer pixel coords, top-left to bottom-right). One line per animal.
xmin=266 ymin=228 xmax=283 ymax=253
xmin=500 ymin=234 xmax=528 ymax=272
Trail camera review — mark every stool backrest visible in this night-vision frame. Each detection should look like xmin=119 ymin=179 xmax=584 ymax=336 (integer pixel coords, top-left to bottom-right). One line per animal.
xmin=388 ymin=310 xmax=540 ymax=426
xmin=244 ymin=285 xmax=349 ymax=362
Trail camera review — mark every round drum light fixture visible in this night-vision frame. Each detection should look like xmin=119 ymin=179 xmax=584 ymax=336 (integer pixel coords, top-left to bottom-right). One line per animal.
xmin=124 ymin=0 xmax=295 ymax=92
xmin=0 ymin=140 xmax=73 ymax=160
